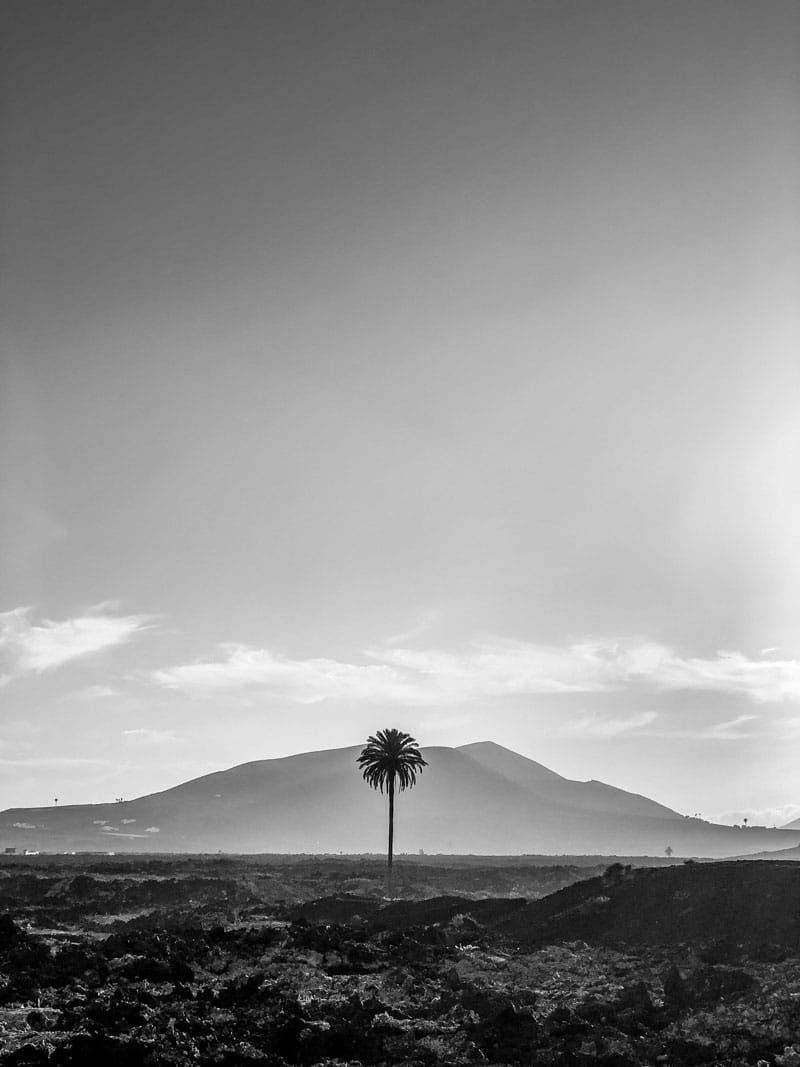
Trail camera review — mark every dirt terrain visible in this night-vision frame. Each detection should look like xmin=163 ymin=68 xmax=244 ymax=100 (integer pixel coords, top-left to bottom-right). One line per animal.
xmin=1 ymin=856 xmax=800 ymax=1066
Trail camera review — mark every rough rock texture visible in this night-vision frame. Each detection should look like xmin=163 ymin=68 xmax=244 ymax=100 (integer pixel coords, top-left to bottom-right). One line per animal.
xmin=1 ymin=857 xmax=800 ymax=1066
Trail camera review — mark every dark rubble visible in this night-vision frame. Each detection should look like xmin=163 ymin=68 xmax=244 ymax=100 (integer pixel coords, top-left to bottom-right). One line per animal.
xmin=1 ymin=858 xmax=800 ymax=1065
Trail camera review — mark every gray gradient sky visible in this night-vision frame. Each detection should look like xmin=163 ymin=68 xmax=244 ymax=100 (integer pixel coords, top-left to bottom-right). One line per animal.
xmin=2 ymin=0 xmax=799 ymax=825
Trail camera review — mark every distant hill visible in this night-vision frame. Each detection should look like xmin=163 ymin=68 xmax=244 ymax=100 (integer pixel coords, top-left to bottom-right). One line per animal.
xmin=1 ymin=741 xmax=799 ymax=858
xmin=281 ymin=859 xmax=800 ymax=950
xmin=731 ymin=843 xmax=800 ymax=862
xmin=495 ymin=860 xmax=800 ymax=950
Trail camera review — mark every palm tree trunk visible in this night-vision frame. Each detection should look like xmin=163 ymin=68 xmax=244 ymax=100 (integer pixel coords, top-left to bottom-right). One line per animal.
xmin=387 ymin=773 xmax=395 ymax=871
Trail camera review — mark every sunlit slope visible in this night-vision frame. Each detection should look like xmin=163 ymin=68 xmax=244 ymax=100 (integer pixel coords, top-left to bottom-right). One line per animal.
xmin=1 ymin=741 xmax=798 ymax=857
xmin=460 ymin=742 xmax=678 ymax=819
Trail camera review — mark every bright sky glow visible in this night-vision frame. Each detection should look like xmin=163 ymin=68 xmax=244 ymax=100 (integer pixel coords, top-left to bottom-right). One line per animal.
xmin=1 ymin=0 xmax=799 ymax=824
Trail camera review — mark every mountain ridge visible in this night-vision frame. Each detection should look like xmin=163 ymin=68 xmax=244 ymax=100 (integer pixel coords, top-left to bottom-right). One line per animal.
xmin=1 ymin=741 xmax=798 ymax=858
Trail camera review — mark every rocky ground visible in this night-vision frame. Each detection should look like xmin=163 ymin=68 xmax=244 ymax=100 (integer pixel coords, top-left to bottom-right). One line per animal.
xmin=1 ymin=856 xmax=800 ymax=1065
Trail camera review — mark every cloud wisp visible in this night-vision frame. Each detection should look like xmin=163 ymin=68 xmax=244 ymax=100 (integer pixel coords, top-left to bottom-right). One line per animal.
xmin=153 ymin=645 xmax=419 ymax=704
xmin=0 ymin=606 xmax=152 ymax=681
xmin=376 ymin=641 xmax=800 ymax=704
xmin=151 ymin=637 xmax=800 ymax=706
xmin=643 ymin=714 xmax=759 ymax=741
xmin=122 ymin=728 xmax=179 ymax=745
xmin=383 ymin=609 xmax=442 ymax=647
xmin=549 ymin=710 xmax=759 ymax=742
xmin=552 ymin=711 xmax=659 ymax=738
xmin=79 ymin=684 xmax=121 ymax=700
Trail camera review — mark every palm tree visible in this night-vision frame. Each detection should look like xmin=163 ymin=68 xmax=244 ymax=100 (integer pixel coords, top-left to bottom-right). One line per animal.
xmin=357 ymin=728 xmax=427 ymax=874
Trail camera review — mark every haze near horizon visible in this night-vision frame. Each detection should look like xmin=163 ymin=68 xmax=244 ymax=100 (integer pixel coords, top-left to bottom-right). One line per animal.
xmin=1 ymin=0 xmax=799 ymax=826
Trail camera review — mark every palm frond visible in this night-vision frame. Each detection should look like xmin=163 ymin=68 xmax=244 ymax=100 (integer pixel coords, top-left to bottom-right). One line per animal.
xmin=356 ymin=727 xmax=428 ymax=794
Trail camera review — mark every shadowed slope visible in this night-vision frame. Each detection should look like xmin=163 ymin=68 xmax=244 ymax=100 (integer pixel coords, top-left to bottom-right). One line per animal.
xmin=496 ymin=861 xmax=800 ymax=949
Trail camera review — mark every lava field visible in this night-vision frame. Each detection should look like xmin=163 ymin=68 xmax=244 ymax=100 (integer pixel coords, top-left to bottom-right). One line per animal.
xmin=1 ymin=855 xmax=800 ymax=1066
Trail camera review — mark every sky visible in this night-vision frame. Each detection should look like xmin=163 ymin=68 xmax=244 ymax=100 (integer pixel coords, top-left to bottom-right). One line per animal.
xmin=1 ymin=0 xmax=799 ymax=827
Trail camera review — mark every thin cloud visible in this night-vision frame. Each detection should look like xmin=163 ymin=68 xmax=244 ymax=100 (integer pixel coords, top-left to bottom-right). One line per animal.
xmin=152 ymin=644 xmax=420 ymax=703
xmin=122 ymin=728 xmax=178 ymax=744
xmin=79 ymin=684 xmax=120 ymax=700
xmin=554 ymin=711 xmax=659 ymax=738
xmin=373 ymin=640 xmax=617 ymax=698
xmin=151 ymin=637 xmax=800 ymax=705
xmin=642 ymin=714 xmax=759 ymax=741
xmin=383 ymin=609 xmax=442 ymax=647
xmin=0 ymin=606 xmax=152 ymax=680
xmin=376 ymin=640 xmax=800 ymax=703
xmin=636 ymin=649 xmax=800 ymax=703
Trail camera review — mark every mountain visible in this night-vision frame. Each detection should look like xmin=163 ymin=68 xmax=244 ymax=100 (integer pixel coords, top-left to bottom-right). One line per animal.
xmin=731 ymin=843 xmax=800 ymax=862
xmin=2 ymin=741 xmax=799 ymax=858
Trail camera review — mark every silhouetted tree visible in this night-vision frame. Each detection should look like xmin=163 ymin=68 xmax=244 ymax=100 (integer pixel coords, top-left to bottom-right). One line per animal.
xmin=664 ymin=845 xmax=673 ymax=858
xmin=357 ymin=728 xmax=427 ymax=874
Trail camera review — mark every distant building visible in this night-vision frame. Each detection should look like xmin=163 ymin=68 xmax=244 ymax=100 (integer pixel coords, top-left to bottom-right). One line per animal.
xmin=3 ymin=847 xmax=16 ymax=855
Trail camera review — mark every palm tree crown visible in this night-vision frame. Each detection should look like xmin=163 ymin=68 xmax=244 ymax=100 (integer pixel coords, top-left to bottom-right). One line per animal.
xmin=357 ymin=728 xmax=427 ymax=874
xmin=357 ymin=728 xmax=427 ymax=792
